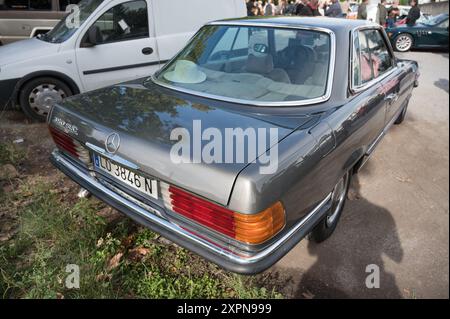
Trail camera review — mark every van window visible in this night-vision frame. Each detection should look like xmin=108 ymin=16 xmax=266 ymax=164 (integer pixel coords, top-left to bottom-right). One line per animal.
xmin=40 ymin=0 xmax=104 ymax=43
xmin=59 ymin=0 xmax=81 ymax=11
xmin=90 ymin=0 xmax=149 ymax=45
xmin=1 ymin=0 xmax=51 ymax=10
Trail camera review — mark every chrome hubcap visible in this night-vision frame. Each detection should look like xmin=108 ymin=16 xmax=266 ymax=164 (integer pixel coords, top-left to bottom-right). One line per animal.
xmin=396 ymin=36 xmax=412 ymax=51
xmin=28 ymin=84 xmax=66 ymax=116
xmin=326 ymin=173 xmax=349 ymax=227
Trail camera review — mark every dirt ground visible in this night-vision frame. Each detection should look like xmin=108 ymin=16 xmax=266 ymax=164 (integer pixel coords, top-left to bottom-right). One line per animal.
xmin=0 ymin=51 xmax=448 ymax=299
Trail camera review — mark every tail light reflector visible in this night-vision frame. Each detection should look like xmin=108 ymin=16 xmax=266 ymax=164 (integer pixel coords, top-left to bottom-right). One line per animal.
xmin=161 ymin=183 xmax=285 ymax=245
xmin=49 ymin=126 xmax=91 ymax=165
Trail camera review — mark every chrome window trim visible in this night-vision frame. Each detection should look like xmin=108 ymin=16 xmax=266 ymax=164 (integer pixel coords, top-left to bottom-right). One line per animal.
xmin=150 ymin=22 xmax=336 ymax=107
xmin=349 ymin=25 xmax=398 ymax=94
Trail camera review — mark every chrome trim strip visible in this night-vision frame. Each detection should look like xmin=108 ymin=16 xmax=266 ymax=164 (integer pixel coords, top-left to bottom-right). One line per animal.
xmin=53 ymin=150 xmax=331 ymax=265
xmin=85 ymin=142 xmax=140 ymax=170
xmin=150 ymin=23 xmax=336 ymax=107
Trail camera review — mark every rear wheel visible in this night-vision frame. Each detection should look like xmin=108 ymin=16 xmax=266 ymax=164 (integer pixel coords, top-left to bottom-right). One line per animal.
xmin=310 ymin=172 xmax=351 ymax=243
xmin=19 ymin=77 xmax=72 ymax=122
xmin=394 ymin=33 xmax=414 ymax=52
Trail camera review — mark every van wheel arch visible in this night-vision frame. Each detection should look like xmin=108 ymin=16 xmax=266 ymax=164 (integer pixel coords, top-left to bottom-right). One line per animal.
xmin=13 ymin=71 xmax=80 ymax=106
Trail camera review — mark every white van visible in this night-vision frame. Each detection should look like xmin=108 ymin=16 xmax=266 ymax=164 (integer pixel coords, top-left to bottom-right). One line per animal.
xmin=0 ymin=0 xmax=246 ymax=121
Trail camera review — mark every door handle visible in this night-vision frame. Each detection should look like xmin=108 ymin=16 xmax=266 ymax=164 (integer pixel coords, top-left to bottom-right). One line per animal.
xmin=385 ymin=93 xmax=399 ymax=103
xmin=142 ymin=47 xmax=154 ymax=55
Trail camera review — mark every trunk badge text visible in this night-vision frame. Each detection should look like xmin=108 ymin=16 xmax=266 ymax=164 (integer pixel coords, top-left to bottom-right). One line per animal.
xmin=105 ymin=132 xmax=121 ymax=154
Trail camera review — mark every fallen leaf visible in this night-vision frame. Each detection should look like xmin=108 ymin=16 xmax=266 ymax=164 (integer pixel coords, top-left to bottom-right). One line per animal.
xmin=128 ymin=247 xmax=151 ymax=262
xmin=302 ymin=290 xmax=315 ymax=299
xmin=107 ymin=252 xmax=124 ymax=271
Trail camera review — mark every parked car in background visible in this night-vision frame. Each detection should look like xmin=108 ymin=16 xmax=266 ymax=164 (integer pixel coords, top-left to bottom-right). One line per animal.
xmin=49 ymin=17 xmax=419 ymax=274
xmin=0 ymin=0 xmax=81 ymax=45
xmin=0 ymin=0 xmax=246 ymax=121
xmin=387 ymin=13 xmax=449 ymax=52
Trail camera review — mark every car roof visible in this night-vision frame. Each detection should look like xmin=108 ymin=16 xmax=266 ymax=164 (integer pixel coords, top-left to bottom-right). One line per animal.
xmin=212 ymin=16 xmax=376 ymax=33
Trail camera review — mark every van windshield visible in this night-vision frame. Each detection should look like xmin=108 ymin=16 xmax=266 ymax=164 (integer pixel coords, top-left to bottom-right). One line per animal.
xmin=154 ymin=25 xmax=332 ymax=105
xmin=40 ymin=0 xmax=104 ymax=43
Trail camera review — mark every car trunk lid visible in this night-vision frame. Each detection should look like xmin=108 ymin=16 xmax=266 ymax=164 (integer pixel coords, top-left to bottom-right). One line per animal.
xmin=50 ymin=80 xmax=318 ymax=207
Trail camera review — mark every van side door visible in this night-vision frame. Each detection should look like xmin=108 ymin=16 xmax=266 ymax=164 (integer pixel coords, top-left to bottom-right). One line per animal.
xmin=75 ymin=0 xmax=159 ymax=92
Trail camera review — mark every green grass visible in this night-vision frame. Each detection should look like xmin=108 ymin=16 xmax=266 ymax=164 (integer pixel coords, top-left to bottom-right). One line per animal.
xmin=0 ymin=180 xmax=282 ymax=299
xmin=0 ymin=143 xmax=26 ymax=166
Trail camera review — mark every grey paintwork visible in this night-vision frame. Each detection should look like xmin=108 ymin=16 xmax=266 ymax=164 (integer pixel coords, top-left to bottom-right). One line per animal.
xmin=48 ymin=17 xmax=419 ymax=271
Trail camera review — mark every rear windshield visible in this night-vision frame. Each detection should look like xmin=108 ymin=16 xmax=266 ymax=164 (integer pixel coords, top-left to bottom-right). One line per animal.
xmin=154 ymin=25 xmax=332 ymax=105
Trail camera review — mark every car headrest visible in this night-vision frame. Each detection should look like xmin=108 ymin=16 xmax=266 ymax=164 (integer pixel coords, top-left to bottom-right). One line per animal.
xmin=246 ymin=54 xmax=274 ymax=75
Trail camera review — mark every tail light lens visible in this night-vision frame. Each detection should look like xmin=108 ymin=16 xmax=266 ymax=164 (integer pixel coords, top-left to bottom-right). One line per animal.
xmin=49 ymin=126 xmax=91 ymax=165
xmin=161 ymin=183 xmax=285 ymax=245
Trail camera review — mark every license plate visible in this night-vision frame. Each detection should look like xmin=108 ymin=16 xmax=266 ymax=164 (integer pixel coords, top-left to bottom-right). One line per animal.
xmin=94 ymin=155 xmax=159 ymax=200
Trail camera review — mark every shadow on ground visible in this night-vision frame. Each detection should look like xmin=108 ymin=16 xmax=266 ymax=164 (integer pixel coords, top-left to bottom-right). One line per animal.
xmin=277 ymin=163 xmax=405 ymax=299
xmin=434 ymin=78 xmax=449 ymax=94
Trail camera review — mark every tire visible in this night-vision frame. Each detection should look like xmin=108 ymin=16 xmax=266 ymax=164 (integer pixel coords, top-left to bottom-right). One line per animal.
xmin=395 ymin=102 xmax=409 ymax=125
xmin=19 ymin=77 xmax=72 ymax=122
xmin=394 ymin=33 xmax=414 ymax=52
xmin=310 ymin=172 xmax=351 ymax=243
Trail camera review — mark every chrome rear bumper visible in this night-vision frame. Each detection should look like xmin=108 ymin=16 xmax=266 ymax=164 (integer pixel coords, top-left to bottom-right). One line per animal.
xmin=51 ymin=150 xmax=332 ymax=274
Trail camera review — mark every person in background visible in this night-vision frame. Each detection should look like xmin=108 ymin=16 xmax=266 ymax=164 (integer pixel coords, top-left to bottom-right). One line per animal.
xmin=406 ymin=0 xmax=421 ymax=26
xmin=357 ymin=0 xmax=368 ymax=20
xmin=308 ymin=0 xmax=322 ymax=16
xmin=285 ymin=1 xmax=297 ymax=15
xmin=318 ymin=0 xmax=326 ymax=16
xmin=387 ymin=0 xmax=400 ymax=27
xmin=264 ymin=0 xmax=276 ymax=16
xmin=246 ymin=0 xmax=255 ymax=16
xmin=296 ymin=0 xmax=313 ymax=16
xmin=325 ymin=0 xmax=342 ymax=17
xmin=377 ymin=0 xmax=388 ymax=26
xmin=277 ymin=0 xmax=288 ymax=15
xmin=341 ymin=0 xmax=350 ymax=18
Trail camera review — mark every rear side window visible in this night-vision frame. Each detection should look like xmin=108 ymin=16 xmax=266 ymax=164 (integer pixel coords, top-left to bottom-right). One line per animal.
xmin=365 ymin=30 xmax=393 ymax=77
xmin=89 ymin=0 xmax=149 ymax=45
xmin=1 ymin=0 xmax=52 ymax=10
xmin=352 ymin=28 xmax=393 ymax=88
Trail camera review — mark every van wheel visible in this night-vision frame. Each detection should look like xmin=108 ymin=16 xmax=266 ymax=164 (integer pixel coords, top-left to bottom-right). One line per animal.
xmin=310 ymin=172 xmax=351 ymax=243
xmin=19 ymin=77 xmax=72 ymax=122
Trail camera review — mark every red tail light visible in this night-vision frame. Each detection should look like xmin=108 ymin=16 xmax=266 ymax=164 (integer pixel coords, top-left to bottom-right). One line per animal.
xmin=161 ymin=183 xmax=285 ymax=245
xmin=49 ymin=126 xmax=91 ymax=165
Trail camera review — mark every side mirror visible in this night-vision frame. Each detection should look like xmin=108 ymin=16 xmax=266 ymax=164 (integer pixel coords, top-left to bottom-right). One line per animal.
xmin=81 ymin=25 xmax=101 ymax=48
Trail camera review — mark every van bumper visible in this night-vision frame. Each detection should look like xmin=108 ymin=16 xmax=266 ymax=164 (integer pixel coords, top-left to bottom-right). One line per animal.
xmin=0 ymin=78 xmax=20 ymax=108
xmin=51 ymin=150 xmax=332 ymax=275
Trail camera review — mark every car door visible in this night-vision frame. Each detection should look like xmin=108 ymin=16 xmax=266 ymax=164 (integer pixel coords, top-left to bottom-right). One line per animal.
xmin=350 ymin=28 xmax=388 ymax=145
xmin=362 ymin=28 xmax=404 ymax=125
xmin=432 ymin=18 xmax=449 ymax=47
xmin=75 ymin=0 xmax=159 ymax=92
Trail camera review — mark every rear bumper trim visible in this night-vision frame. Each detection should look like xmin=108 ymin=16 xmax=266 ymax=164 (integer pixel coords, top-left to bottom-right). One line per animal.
xmin=51 ymin=150 xmax=332 ymax=274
